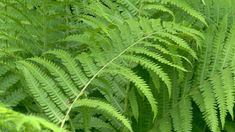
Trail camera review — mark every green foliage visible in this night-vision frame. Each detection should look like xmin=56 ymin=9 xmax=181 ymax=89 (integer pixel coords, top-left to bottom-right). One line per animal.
xmin=0 ymin=0 xmax=235 ymax=132
xmin=0 ymin=103 xmax=63 ymax=132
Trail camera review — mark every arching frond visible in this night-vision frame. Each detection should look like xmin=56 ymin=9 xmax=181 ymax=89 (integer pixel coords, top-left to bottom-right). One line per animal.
xmin=74 ymin=99 xmax=133 ymax=132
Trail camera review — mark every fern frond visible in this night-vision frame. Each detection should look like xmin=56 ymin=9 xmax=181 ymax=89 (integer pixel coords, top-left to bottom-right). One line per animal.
xmin=0 ymin=104 xmax=64 ymax=132
xmin=210 ymin=74 xmax=226 ymax=128
xmin=74 ymin=98 xmax=133 ymax=132
xmin=156 ymin=32 xmax=197 ymax=59
xmin=127 ymin=47 xmax=187 ymax=71
xmin=221 ymin=23 xmax=235 ymax=67
xmin=45 ymin=50 xmax=89 ymax=87
xmin=20 ymin=67 xmax=65 ymax=124
xmin=77 ymin=53 xmax=99 ymax=77
xmin=0 ymin=73 xmax=20 ymax=93
xmin=179 ymin=97 xmax=193 ymax=132
xmin=222 ymin=68 xmax=234 ymax=120
xmin=19 ymin=61 xmax=68 ymax=111
xmin=142 ymin=4 xmax=175 ymax=20
xmin=142 ymin=41 xmax=192 ymax=65
xmin=89 ymin=117 xmax=116 ymax=131
xmin=167 ymin=23 xmax=204 ymax=39
xmin=171 ymin=105 xmax=181 ymax=132
xmin=162 ymin=0 xmax=207 ymax=26
xmin=107 ymin=64 xmax=158 ymax=119
xmin=1 ymin=89 xmax=26 ymax=107
xmin=128 ymin=88 xmax=139 ymax=121
xmin=29 ymin=57 xmax=79 ymax=99
xmin=121 ymin=55 xmax=171 ymax=96
xmin=117 ymin=0 xmax=140 ymax=15
xmin=200 ymin=82 xmax=219 ymax=132
xmin=209 ymin=16 xmax=227 ymax=74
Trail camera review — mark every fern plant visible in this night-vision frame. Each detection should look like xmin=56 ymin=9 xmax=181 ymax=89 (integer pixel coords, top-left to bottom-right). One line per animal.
xmin=1 ymin=0 xmax=235 ymax=132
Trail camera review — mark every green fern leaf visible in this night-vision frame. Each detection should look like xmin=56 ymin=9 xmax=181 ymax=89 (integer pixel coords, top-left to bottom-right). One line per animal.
xmin=0 ymin=73 xmax=20 ymax=93
xmin=128 ymin=88 xmax=139 ymax=121
xmin=210 ymin=74 xmax=226 ymax=128
xmin=77 ymin=53 xmax=99 ymax=77
xmin=222 ymin=23 xmax=235 ymax=67
xmin=19 ymin=61 xmax=68 ymax=111
xmin=142 ymin=41 xmax=192 ymax=65
xmin=45 ymin=50 xmax=89 ymax=87
xmin=179 ymin=97 xmax=193 ymax=132
xmin=200 ymin=81 xmax=219 ymax=132
xmin=29 ymin=57 xmax=79 ymax=99
xmin=0 ymin=104 xmax=64 ymax=131
xmin=156 ymin=32 xmax=197 ymax=59
xmin=142 ymin=4 xmax=175 ymax=20
xmin=89 ymin=117 xmax=116 ymax=131
xmin=74 ymin=99 xmax=133 ymax=132
xmin=107 ymin=64 xmax=158 ymax=119
xmin=1 ymin=89 xmax=26 ymax=107
xmin=127 ymin=47 xmax=187 ymax=71
xmin=222 ymin=68 xmax=234 ymax=120
xmin=117 ymin=0 xmax=140 ymax=15
xmin=121 ymin=55 xmax=172 ymax=97
xmin=20 ymin=67 xmax=65 ymax=123
xmin=162 ymin=0 xmax=207 ymax=26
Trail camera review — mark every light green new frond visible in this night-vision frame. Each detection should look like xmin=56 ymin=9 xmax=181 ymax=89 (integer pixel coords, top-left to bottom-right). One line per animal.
xmin=20 ymin=67 xmax=64 ymax=124
xmin=19 ymin=61 xmax=68 ymax=111
xmin=107 ymin=64 xmax=158 ymax=119
xmin=121 ymin=55 xmax=172 ymax=97
xmin=74 ymin=99 xmax=133 ymax=132
xmin=45 ymin=50 xmax=89 ymax=87
xmin=0 ymin=104 xmax=64 ymax=132
xmin=29 ymin=57 xmax=79 ymax=99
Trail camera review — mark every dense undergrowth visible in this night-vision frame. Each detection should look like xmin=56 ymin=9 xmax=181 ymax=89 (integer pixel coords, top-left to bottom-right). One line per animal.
xmin=0 ymin=0 xmax=235 ymax=132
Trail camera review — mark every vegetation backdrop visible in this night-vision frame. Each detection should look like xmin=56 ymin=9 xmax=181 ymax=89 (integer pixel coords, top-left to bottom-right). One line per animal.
xmin=0 ymin=0 xmax=235 ymax=132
